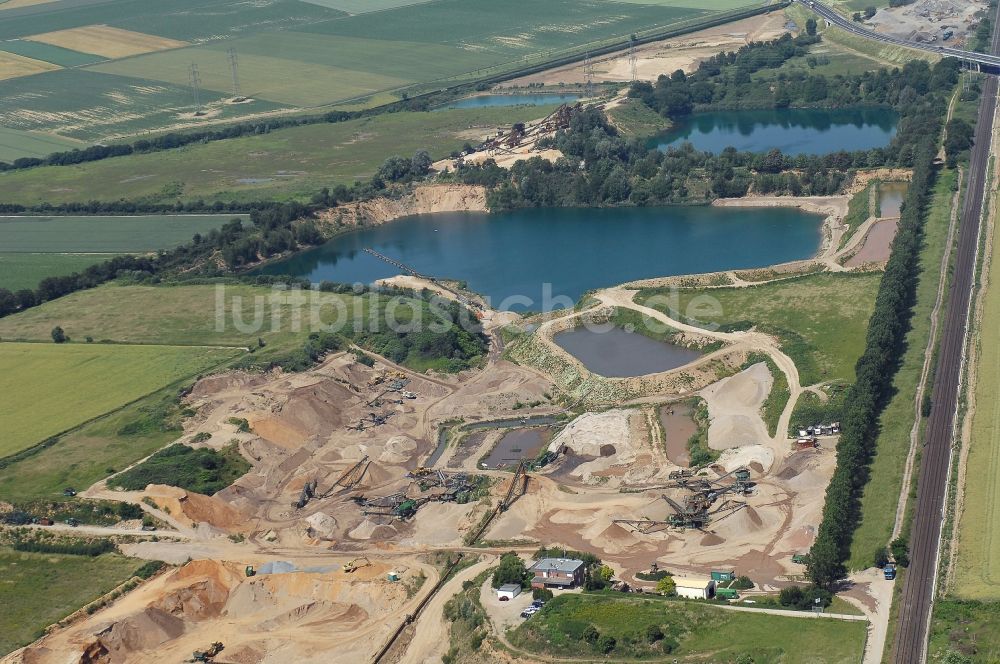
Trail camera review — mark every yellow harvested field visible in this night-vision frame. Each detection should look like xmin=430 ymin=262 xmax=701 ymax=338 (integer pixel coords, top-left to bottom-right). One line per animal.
xmin=0 ymin=50 xmax=59 ymax=80
xmin=0 ymin=0 xmax=60 ymax=9
xmin=26 ymin=25 xmax=188 ymax=59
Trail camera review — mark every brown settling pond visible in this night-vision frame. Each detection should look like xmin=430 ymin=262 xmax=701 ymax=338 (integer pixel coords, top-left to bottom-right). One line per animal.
xmin=659 ymin=402 xmax=697 ymax=467
xmin=482 ymin=427 xmax=551 ymax=469
xmin=554 ymin=327 xmax=701 ymax=377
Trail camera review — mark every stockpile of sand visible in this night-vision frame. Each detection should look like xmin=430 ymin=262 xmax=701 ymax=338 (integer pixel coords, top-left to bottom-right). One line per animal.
xmin=379 ymin=436 xmax=417 ymax=464
xmin=716 ymin=445 xmax=775 ymax=475
xmin=305 ymin=512 xmax=338 ymax=539
xmin=144 ymin=485 xmax=250 ymax=533
xmin=249 ymin=381 xmax=353 ymax=449
xmin=188 ymin=372 xmax=267 ymax=400
xmin=775 ymin=450 xmax=828 ymax=492
xmin=700 ymin=363 xmax=772 ymax=450
xmin=13 ymin=559 xmax=414 ymax=663
xmin=549 ymin=410 xmax=639 ymax=482
xmin=348 ymin=518 xmax=398 ymax=541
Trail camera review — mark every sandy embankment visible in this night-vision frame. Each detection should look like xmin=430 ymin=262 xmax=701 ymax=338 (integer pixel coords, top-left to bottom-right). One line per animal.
xmin=317 ymin=183 xmax=487 ymax=230
xmin=713 ymin=194 xmax=851 ymax=260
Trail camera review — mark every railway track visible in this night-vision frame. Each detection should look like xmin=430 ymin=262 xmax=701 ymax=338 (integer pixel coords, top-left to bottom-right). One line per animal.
xmin=890 ymin=7 xmax=1000 ymax=662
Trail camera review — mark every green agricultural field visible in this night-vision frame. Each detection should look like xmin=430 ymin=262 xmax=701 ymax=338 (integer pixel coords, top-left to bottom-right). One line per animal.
xmin=0 ymin=283 xmax=357 ymax=347
xmin=848 ymin=169 xmax=956 ymax=569
xmin=0 ymin=69 xmax=285 ymax=144
xmin=928 ymin=600 xmax=1000 ymax=663
xmin=0 ymin=0 xmax=751 ymax=142
xmin=0 ymin=39 xmax=104 ymax=66
xmin=0 ymin=106 xmax=552 ymax=204
xmin=508 ymin=593 xmax=867 ymax=663
xmin=637 ymin=271 xmax=882 ymax=386
xmin=91 ymin=42 xmax=411 ymax=107
xmin=0 ymin=214 xmax=243 ymax=252
xmin=301 ymin=0 xmax=434 ymax=12
xmin=951 ymin=173 xmax=1000 ymax=598
xmin=0 ymin=126 xmax=81 ymax=162
xmin=0 ymin=342 xmax=240 ymax=458
xmin=0 ymin=384 xmax=198 ymax=502
xmin=0 ymin=547 xmax=144 ymax=656
xmin=0 ymin=253 xmax=117 ymax=291
xmin=0 ymin=0 xmax=343 ymax=42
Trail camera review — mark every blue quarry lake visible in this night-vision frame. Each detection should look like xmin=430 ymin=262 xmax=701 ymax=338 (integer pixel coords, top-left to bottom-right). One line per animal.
xmin=440 ymin=93 xmax=582 ymax=109
xmin=260 ymin=206 xmax=823 ymax=311
xmin=650 ymin=108 xmax=899 ymax=155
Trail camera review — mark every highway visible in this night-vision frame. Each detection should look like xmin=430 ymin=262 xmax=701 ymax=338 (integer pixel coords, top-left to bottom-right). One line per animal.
xmin=798 ymin=0 xmax=1000 ymax=70
xmin=888 ymin=3 xmax=1000 ymax=663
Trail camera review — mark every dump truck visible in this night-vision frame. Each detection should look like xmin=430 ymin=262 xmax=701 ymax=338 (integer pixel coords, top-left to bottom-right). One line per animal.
xmin=884 ymin=563 xmax=896 ymax=581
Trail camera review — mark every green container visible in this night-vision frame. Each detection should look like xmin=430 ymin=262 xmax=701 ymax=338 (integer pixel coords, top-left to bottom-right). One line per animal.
xmin=716 ymin=587 xmax=739 ymax=599
xmin=711 ymin=570 xmax=736 ymax=581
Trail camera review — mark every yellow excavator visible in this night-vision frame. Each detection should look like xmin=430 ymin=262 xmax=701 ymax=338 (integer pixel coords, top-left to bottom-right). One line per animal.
xmin=343 ymin=556 xmax=371 ymax=573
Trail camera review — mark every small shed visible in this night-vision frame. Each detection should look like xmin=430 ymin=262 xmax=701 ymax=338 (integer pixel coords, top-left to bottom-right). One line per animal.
xmin=497 ymin=584 xmax=522 ymax=600
xmin=674 ymin=576 xmax=716 ymax=600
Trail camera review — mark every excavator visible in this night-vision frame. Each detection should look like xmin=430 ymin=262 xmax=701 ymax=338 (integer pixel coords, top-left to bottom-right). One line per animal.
xmin=343 ymin=556 xmax=371 ymax=573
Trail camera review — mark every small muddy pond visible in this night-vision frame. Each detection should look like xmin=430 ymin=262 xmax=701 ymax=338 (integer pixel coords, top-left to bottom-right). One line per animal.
xmin=440 ymin=93 xmax=582 ymax=109
xmin=659 ymin=403 xmax=697 ymax=467
xmin=554 ymin=327 xmax=701 ymax=377
xmin=650 ymin=108 xmax=898 ymax=155
xmin=878 ymin=181 xmax=907 ymax=218
xmin=482 ymin=427 xmax=551 ymax=469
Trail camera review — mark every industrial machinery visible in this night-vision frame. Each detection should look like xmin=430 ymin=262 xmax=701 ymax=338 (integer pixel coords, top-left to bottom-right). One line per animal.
xmin=344 ymin=556 xmax=371 ymax=573
xmin=613 ymin=467 xmax=752 ymax=532
xmin=191 ymin=642 xmax=224 ymax=662
xmin=245 ymin=565 xmax=256 ymax=577
xmin=292 ymin=480 xmax=318 ymax=509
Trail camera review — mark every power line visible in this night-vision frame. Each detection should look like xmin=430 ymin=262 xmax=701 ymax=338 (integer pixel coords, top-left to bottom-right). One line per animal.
xmin=188 ymin=63 xmax=202 ymax=113
xmin=227 ymin=47 xmax=241 ymax=99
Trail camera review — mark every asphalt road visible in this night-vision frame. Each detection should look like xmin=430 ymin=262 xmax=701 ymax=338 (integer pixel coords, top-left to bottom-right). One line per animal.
xmin=890 ymin=7 xmax=1000 ymax=663
xmin=801 ymin=0 xmax=1000 ymax=69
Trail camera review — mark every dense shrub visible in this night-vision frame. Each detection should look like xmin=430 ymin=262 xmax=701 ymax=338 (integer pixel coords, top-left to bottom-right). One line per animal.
xmin=110 ymin=442 xmax=250 ymax=495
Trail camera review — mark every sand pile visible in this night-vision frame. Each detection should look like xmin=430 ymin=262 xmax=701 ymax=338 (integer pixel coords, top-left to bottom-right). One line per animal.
xmin=700 ymin=363 xmax=772 ymax=450
xmin=21 ymin=560 xmax=413 ymax=664
xmin=776 ymin=450 xmax=828 ymax=491
xmin=144 ymin=485 xmax=250 ymax=533
xmin=305 ymin=512 xmax=338 ymax=539
xmin=250 ymin=381 xmax=352 ymax=448
xmin=716 ymin=445 xmax=775 ymax=475
xmin=188 ymin=372 xmax=267 ymax=399
xmin=379 ymin=436 xmax=417 ymax=464
xmin=548 ymin=410 xmax=639 ymax=482
xmin=348 ymin=518 xmax=398 ymax=541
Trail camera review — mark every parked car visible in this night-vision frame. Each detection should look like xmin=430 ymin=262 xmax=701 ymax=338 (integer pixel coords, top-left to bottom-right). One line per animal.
xmin=498 ymin=596 xmax=509 ymax=602
xmin=531 ymin=600 xmax=545 ymax=608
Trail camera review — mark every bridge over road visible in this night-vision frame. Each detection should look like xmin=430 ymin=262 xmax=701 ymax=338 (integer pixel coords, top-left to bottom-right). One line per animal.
xmin=796 ymin=0 xmax=1000 ymax=72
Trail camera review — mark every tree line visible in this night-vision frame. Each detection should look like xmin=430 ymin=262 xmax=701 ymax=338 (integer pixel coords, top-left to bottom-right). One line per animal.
xmin=449 ymin=39 xmax=960 ymax=209
xmin=807 ymin=103 xmax=945 ymax=587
